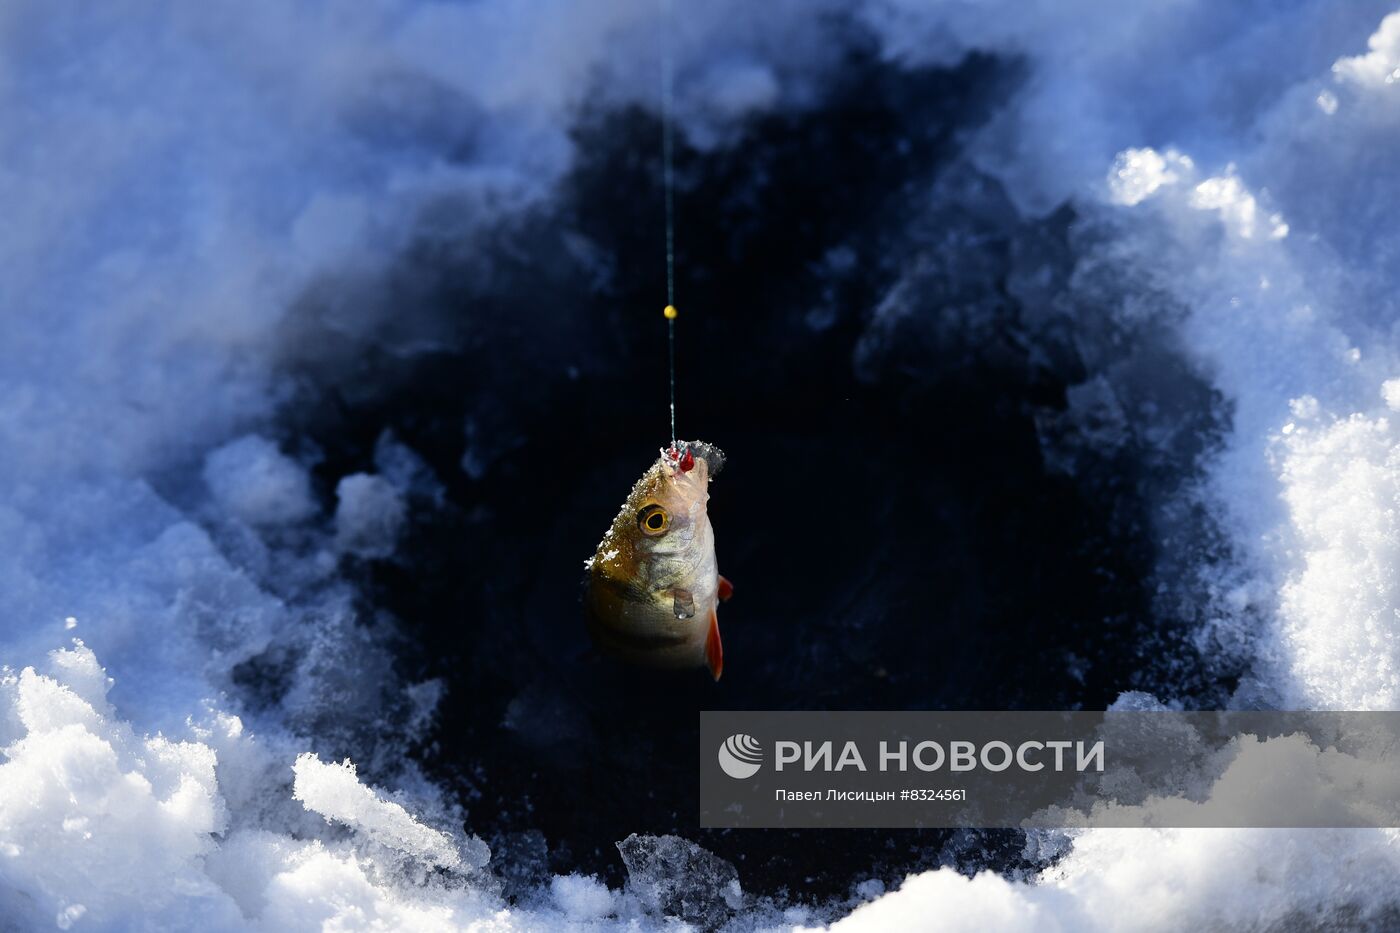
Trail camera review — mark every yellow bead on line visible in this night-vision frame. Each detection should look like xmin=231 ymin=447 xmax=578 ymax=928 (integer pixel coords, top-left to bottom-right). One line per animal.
xmin=663 ymin=305 xmax=678 ymax=319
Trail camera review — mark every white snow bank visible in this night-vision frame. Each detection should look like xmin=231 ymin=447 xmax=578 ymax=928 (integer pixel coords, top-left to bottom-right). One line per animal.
xmin=810 ymin=726 xmax=1400 ymax=932
xmin=208 ymin=831 xmax=495 ymax=933
xmin=0 ymin=645 xmax=241 ymax=928
xmin=811 ymin=4 xmax=1400 ymax=930
xmin=1273 ymin=411 xmax=1400 ymax=709
xmin=816 ymin=825 xmax=1400 ymax=933
xmin=1066 ymin=8 xmax=1400 ymax=712
xmin=0 ymin=644 xmax=521 ymax=930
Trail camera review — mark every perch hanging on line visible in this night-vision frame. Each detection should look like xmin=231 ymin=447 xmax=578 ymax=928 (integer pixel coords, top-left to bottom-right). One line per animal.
xmin=582 ymin=0 xmax=732 ymax=680
xmin=584 ymin=439 xmax=732 ymax=681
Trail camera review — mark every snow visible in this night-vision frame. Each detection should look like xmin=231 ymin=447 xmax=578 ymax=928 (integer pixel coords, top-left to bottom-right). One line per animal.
xmin=1274 ymin=412 xmax=1400 ymax=708
xmin=550 ymin=873 xmax=618 ymax=921
xmin=813 ymin=826 xmax=1400 ymax=933
xmin=0 ymin=646 xmax=241 ymax=928
xmin=806 ymin=727 xmax=1400 ymax=931
xmin=1 ymin=0 xmax=1400 ymax=929
xmin=205 ymin=831 xmax=494 ymax=933
xmin=291 ymin=754 xmax=465 ymax=870
xmin=1106 ymin=148 xmax=1186 ymax=207
xmin=333 ymin=474 xmax=406 ymax=559
xmin=204 ymin=435 xmax=317 ymax=528
xmin=819 ymin=2 xmax=1400 ymax=926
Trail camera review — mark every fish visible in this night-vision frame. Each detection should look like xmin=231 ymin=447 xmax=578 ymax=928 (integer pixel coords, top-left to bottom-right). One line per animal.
xmin=584 ymin=440 xmax=732 ymax=680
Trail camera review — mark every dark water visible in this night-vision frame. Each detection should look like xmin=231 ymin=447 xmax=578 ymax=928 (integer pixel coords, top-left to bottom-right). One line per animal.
xmin=277 ymin=41 xmax=1237 ymax=912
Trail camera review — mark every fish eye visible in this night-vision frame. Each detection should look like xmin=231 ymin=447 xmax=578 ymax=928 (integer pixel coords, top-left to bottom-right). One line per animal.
xmin=637 ymin=504 xmax=670 ymax=536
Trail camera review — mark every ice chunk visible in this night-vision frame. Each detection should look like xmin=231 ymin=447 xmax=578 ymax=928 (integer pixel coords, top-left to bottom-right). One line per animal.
xmin=617 ymin=833 xmax=742 ymax=927
xmin=291 ymin=753 xmax=463 ymax=869
xmin=333 ymin=473 xmax=406 ymax=559
xmin=203 ymin=435 xmax=316 ymax=527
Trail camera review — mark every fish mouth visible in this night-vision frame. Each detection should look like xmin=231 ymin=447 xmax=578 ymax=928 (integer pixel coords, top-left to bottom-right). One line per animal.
xmin=683 ymin=440 xmax=725 ymax=478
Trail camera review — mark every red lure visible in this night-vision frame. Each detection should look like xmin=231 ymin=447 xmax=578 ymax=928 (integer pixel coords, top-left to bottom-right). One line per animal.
xmin=668 ymin=445 xmax=696 ymax=472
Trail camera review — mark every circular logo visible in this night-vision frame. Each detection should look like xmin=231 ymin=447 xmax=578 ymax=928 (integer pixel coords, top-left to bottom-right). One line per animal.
xmin=717 ymin=733 xmax=763 ymax=779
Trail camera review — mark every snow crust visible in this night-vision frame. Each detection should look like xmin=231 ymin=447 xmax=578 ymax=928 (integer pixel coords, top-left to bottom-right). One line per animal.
xmin=3 ymin=0 xmax=1400 ymax=929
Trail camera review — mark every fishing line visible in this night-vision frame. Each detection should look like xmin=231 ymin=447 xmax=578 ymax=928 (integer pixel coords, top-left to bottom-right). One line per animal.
xmin=661 ymin=0 xmax=678 ymax=448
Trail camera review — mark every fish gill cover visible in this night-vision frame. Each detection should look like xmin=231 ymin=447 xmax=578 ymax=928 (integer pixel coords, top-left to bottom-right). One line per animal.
xmin=1 ymin=1 xmax=1400 ymax=930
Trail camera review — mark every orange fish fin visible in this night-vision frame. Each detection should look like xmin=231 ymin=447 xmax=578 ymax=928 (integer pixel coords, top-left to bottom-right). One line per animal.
xmin=717 ymin=574 xmax=734 ymax=602
xmin=706 ymin=609 xmax=724 ymax=682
